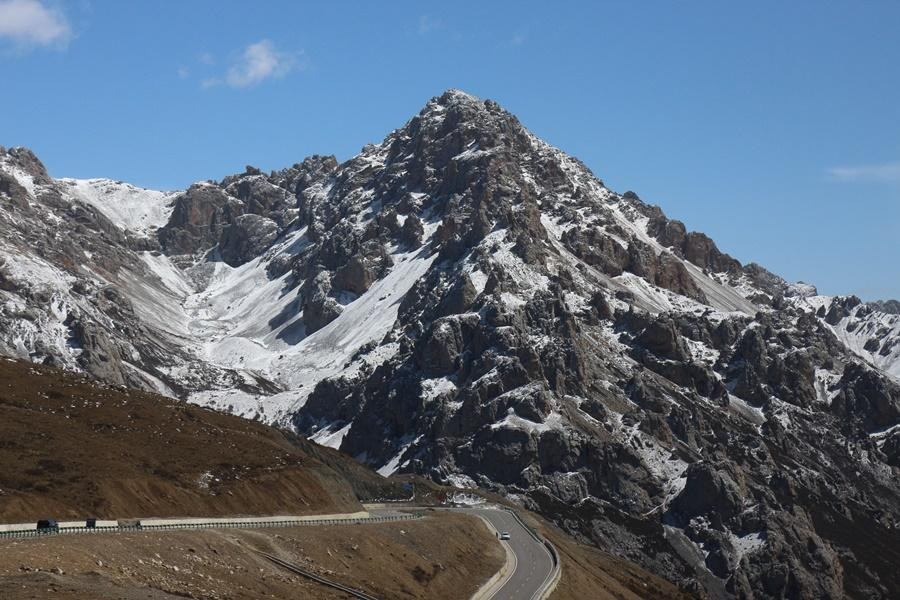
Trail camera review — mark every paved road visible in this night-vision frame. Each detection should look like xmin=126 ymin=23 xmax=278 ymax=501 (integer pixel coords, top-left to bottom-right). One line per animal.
xmin=5 ymin=507 xmax=556 ymax=599
xmin=371 ymin=507 xmax=555 ymax=600
xmin=464 ymin=508 xmax=555 ymax=600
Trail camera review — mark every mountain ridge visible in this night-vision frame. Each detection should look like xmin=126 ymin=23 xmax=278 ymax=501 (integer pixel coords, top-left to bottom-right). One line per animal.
xmin=2 ymin=90 xmax=899 ymax=598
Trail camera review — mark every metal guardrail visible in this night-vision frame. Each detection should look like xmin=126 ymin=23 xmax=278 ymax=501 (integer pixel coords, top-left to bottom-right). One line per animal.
xmin=0 ymin=513 xmax=423 ymax=540
xmin=256 ymin=550 xmax=382 ymax=600
xmin=535 ymin=539 xmax=562 ymax=600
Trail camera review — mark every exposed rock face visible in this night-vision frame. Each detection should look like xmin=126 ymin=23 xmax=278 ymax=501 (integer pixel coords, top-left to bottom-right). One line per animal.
xmin=832 ymin=362 xmax=900 ymax=431
xmin=400 ymin=214 xmax=425 ymax=248
xmin=870 ymin=299 xmax=900 ymax=315
xmin=158 ymin=158 xmax=337 ymax=265
xmin=2 ymin=92 xmax=900 ymax=599
xmin=158 ymin=184 xmax=239 ymax=256
xmin=672 ymin=462 xmax=744 ymax=522
xmin=635 ymin=315 xmax=691 ymax=361
xmin=219 ymin=214 xmax=279 ymax=267
xmin=332 ymin=242 xmax=392 ymax=295
xmin=300 ymin=271 xmax=342 ymax=333
xmin=561 ymin=227 xmax=707 ymax=301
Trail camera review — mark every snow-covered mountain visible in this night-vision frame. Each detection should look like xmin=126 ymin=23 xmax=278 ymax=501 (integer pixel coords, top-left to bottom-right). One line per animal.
xmin=2 ymin=90 xmax=899 ymax=598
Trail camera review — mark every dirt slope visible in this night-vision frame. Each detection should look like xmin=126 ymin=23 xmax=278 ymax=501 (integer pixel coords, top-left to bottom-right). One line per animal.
xmin=0 ymin=512 xmax=502 ymax=599
xmin=0 ymin=359 xmax=401 ymax=522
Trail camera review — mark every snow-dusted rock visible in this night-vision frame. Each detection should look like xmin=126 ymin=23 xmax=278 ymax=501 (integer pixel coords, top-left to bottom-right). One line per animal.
xmin=1 ymin=90 xmax=899 ymax=599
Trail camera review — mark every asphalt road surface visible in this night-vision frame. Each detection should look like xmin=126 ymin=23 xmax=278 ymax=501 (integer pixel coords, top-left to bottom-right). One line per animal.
xmin=370 ymin=507 xmax=554 ymax=600
xmin=465 ymin=507 xmax=554 ymax=600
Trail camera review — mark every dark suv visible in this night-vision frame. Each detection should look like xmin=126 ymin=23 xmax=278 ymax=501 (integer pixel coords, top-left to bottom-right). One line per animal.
xmin=36 ymin=519 xmax=59 ymax=532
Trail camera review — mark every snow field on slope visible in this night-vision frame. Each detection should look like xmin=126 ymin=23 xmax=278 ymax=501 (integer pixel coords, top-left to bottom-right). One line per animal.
xmin=118 ymin=254 xmax=196 ymax=341
xmin=833 ymin=306 xmax=900 ymax=379
xmin=491 ymin=410 xmax=565 ymax=434
xmin=56 ymin=140 xmax=449 ymax=426
xmin=377 ymin=433 xmax=424 ymax=476
xmin=267 ymin=240 xmax=440 ymax=392
xmin=0 ymin=247 xmax=81 ymax=364
xmin=309 ymin=422 xmax=353 ymax=449
xmin=187 ymin=388 xmax=302 ymax=424
xmin=61 ymin=178 xmax=178 ymax=236
xmin=796 ymin=295 xmax=900 ymax=379
xmin=170 ymin=217 xmax=441 ymax=424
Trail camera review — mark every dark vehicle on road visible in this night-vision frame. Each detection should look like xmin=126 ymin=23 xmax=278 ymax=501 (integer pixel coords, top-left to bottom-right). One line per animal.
xmin=36 ymin=519 xmax=59 ymax=532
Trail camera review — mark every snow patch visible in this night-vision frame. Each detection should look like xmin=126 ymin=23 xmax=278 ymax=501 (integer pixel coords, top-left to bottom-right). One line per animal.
xmin=491 ymin=411 xmax=564 ymax=434
xmin=310 ymin=422 xmax=353 ymax=449
xmin=377 ymin=434 xmax=422 ymax=477
xmin=61 ymin=178 xmax=178 ymax=236
xmin=732 ymin=531 xmax=767 ymax=559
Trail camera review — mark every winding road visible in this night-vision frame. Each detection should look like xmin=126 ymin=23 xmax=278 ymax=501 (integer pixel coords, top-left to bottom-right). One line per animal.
xmin=2 ymin=506 xmax=559 ymax=600
xmin=368 ymin=506 xmax=557 ymax=600
xmin=461 ymin=507 xmax=557 ymax=600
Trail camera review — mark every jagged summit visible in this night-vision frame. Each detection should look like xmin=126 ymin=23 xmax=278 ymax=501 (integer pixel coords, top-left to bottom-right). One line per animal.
xmin=1 ymin=92 xmax=899 ymax=598
xmin=440 ymin=87 xmax=482 ymax=101
xmin=423 ymin=88 xmax=492 ymax=114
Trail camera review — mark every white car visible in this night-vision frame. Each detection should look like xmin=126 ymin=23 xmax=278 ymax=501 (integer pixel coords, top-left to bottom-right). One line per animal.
xmin=499 ymin=531 xmax=511 ymax=540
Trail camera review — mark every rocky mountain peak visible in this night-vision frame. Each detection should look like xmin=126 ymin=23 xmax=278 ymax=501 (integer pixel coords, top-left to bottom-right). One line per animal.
xmin=393 ymin=89 xmax=532 ymax=166
xmin=417 ymin=88 xmax=509 ymax=128
xmin=438 ymin=87 xmax=483 ymax=104
xmin=1 ymin=91 xmax=899 ymax=599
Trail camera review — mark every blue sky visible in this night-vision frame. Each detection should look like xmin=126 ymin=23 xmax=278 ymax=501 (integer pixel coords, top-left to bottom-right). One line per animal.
xmin=1 ymin=1 xmax=898 ymax=300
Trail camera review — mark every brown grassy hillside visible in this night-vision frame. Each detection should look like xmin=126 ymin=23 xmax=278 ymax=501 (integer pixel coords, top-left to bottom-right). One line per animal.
xmin=0 ymin=512 xmax=503 ymax=600
xmin=0 ymin=359 xmax=400 ymax=522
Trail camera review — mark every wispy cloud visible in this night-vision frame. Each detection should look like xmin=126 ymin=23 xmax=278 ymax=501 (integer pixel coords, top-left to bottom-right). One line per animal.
xmin=0 ymin=0 xmax=71 ymax=49
xmin=828 ymin=161 xmax=900 ymax=184
xmin=227 ymin=40 xmax=297 ymax=87
xmin=418 ymin=15 xmax=441 ymax=35
xmin=510 ymin=31 xmax=527 ymax=47
xmin=177 ymin=66 xmax=190 ymax=80
xmin=201 ymin=40 xmax=302 ymax=89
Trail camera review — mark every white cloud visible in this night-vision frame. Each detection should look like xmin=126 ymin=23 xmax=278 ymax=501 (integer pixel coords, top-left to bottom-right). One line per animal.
xmin=418 ymin=15 xmax=441 ymax=35
xmin=510 ymin=31 xmax=527 ymax=46
xmin=224 ymin=39 xmax=299 ymax=88
xmin=828 ymin=162 xmax=900 ymax=184
xmin=177 ymin=66 xmax=190 ymax=80
xmin=0 ymin=0 xmax=71 ymax=48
